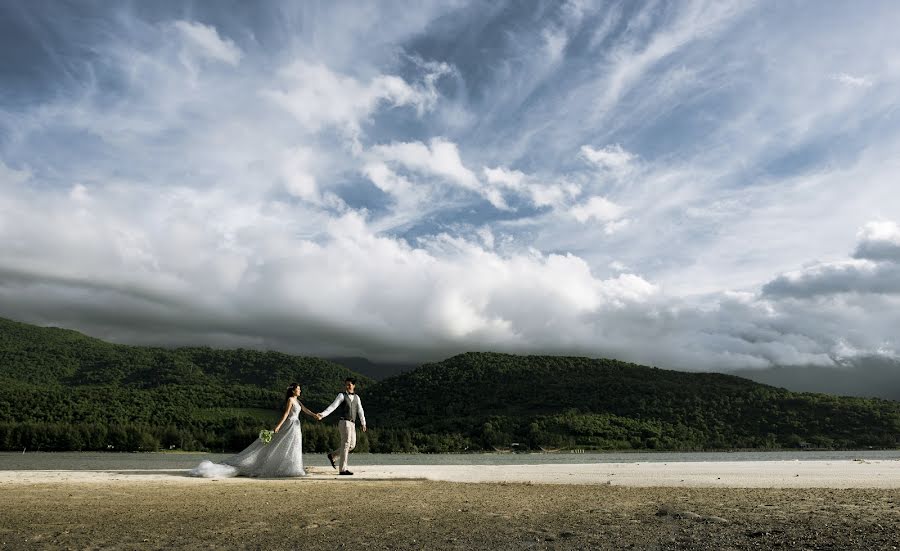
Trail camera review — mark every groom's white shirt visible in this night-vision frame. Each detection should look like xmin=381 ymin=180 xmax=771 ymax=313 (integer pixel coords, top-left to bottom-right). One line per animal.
xmin=320 ymin=393 xmax=366 ymax=427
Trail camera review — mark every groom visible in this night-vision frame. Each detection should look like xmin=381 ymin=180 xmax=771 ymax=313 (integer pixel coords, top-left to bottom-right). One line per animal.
xmin=317 ymin=377 xmax=367 ymax=475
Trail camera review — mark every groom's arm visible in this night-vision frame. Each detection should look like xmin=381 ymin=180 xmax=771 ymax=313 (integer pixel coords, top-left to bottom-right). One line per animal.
xmin=356 ymin=397 xmax=367 ymax=431
xmin=318 ymin=393 xmax=344 ymax=419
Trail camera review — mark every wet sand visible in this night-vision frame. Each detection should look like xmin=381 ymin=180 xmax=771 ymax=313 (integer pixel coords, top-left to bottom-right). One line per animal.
xmin=2 ymin=463 xmax=899 ymax=549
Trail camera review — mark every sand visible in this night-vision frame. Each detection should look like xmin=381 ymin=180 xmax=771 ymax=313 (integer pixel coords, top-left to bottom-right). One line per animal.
xmin=2 ymin=462 xmax=899 ymax=549
xmin=2 ymin=459 xmax=899 ymax=487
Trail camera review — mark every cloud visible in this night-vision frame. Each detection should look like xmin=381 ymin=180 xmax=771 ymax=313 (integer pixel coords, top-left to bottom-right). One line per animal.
xmin=0 ymin=200 xmax=665 ymax=358
xmin=3 ymin=1 xmax=900 ymax=374
xmin=262 ymin=60 xmax=445 ymax=140
xmin=830 ymin=72 xmax=874 ymax=88
xmin=483 ymin=166 xmax=525 ymax=190
xmin=367 ymin=138 xmax=513 ymax=209
xmin=762 ymin=259 xmax=900 ymax=298
xmin=0 ymin=160 xmax=31 ymax=187
xmin=279 ymin=146 xmax=348 ymax=210
xmin=483 ymin=166 xmax=580 ymax=209
xmin=363 ymin=161 xmax=413 ymax=196
xmin=763 ymin=222 xmax=900 ymax=298
xmin=2 ymin=174 xmax=899 ymax=369
xmin=280 ymin=147 xmax=319 ymax=202
xmin=580 ymin=144 xmax=636 ymax=171
xmin=372 ymin=138 xmax=479 ymax=190
xmin=853 ymin=220 xmax=900 ymax=262
xmin=583 ymin=0 xmax=750 ymax=122
xmin=528 ymin=181 xmax=581 ymax=209
xmin=173 ymin=21 xmax=243 ymax=66
xmin=570 ymin=196 xmax=626 ymax=223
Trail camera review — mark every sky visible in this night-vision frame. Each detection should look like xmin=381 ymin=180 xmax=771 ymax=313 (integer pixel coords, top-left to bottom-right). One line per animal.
xmin=1 ymin=0 xmax=900 ymax=370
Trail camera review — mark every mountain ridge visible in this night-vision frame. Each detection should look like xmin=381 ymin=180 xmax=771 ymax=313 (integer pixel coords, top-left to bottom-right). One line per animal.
xmin=2 ymin=316 xmax=899 ymax=452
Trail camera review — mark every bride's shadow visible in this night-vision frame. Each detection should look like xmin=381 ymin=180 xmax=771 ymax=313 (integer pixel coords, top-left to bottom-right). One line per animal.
xmin=111 ymin=470 xmax=194 ymax=478
xmin=110 ymin=468 xmax=342 ymax=479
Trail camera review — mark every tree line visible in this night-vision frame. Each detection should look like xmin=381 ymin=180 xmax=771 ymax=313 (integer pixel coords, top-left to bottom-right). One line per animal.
xmin=2 ymin=318 xmax=899 ymax=452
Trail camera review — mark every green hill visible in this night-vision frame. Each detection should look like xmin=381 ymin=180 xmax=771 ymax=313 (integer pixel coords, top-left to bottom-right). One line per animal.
xmin=365 ymin=352 xmax=900 ymax=451
xmin=0 ymin=317 xmax=371 ymax=452
xmin=2 ymin=317 xmax=899 ymax=453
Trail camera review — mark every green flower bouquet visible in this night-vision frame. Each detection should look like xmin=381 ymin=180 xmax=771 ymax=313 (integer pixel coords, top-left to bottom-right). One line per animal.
xmin=259 ymin=429 xmax=274 ymax=445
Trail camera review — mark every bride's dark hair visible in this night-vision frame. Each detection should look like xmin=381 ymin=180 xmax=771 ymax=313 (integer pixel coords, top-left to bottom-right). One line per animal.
xmin=285 ymin=382 xmax=301 ymax=399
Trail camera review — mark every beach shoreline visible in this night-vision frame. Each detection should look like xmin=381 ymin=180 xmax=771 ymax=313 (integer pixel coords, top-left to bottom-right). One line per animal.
xmin=2 ymin=459 xmax=899 ymax=488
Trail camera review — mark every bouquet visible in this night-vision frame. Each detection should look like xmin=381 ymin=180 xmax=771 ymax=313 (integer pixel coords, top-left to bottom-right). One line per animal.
xmin=259 ymin=429 xmax=274 ymax=445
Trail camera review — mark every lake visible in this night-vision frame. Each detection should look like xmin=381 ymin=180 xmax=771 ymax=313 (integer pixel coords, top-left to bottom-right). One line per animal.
xmin=2 ymin=449 xmax=899 ymax=471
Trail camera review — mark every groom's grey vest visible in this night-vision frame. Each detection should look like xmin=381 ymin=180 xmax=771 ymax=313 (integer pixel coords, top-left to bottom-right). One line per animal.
xmin=340 ymin=393 xmax=358 ymax=423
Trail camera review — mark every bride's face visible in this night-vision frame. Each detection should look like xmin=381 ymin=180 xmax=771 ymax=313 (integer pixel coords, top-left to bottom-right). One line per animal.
xmin=293 ymin=387 xmax=302 ymax=397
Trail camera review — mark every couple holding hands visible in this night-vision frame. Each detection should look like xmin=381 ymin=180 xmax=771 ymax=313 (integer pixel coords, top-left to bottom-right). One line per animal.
xmin=279 ymin=377 xmax=367 ymax=476
xmin=190 ymin=377 xmax=366 ymax=478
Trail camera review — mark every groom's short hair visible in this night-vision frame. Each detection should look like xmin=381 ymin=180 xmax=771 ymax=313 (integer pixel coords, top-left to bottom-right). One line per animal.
xmin=345 ymin=377 xmax=357 ymax=384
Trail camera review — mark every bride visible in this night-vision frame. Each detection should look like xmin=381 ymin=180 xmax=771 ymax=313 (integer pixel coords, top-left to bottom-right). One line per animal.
xmin=190 ymin=383 xmax=318 ymax=478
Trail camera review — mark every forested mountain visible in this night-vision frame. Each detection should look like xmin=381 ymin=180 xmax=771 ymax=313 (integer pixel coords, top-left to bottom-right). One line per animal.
xmin=2 ymin=317 xmax=899 ymax=453
xmin=0 ymin=317 xmax=371 ymax=452
xmin=366 ymin=352 xmax=900 ymax=451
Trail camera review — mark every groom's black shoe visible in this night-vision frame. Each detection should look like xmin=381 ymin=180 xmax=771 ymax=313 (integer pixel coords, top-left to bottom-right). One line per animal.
xmin=327 ymin=453 xmax=337 ymax=469
xmin=339 ymin=470 xmax=354 ymax=476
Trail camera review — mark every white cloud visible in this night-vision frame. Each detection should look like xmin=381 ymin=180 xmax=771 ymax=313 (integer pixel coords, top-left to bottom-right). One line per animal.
xmin=528 ymin=181 xmax=581 ymax=208
xmin=365 ymin=138 xmax=516 ymax=209
xmin=69 ymin=183 xmax=90 ymax=203
xmin=0 ymin=177 xmax=662 ymax=360
xmin=585 ymin=0 xmax=749 ymax=121
xmin=830 ymin=72 xmax=874 ymax=88
xmin=262 ymin=61 xmax=443 ymax=140
xmin=5 ymin=164 xmax=900 ymax=369
xmin=542 ymin=28 xmax=568 ymax=63
xmin=762 ymin=259 xmax=900 ymax=298
xmin=173 ymin=21 xmax=243 ymax=66
xmin=4 ymin=1 xmax=900 ymax=374
xmin=764 ymin=221 xmax=900 ymax=298
xmin=476 ymin=226 xmax=495 ymax=249
xmin=373 ymin=138 xmax=479 ymax=190
xmin=570 ymin=196 xmax=625 ymax=223
xmin=483 ymin=166 xmax=525 ymax=190
xmin=363 ymin=161 xmax=413 ymax=196
xmin=602 ymin=217 xmax=631 ymax=235
xmin=484 ymin=166 xmax=580 ymax=209
xmin=280 ymin=147 xmax=319 ymax=202
xmin=853 ymin=220 xmax=900 ymax=261
xmin=580 ymin=144 xmax=635 ymax=171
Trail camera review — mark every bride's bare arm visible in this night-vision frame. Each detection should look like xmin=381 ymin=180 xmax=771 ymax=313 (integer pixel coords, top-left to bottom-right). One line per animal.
xmin=274 ymin=398 xmax=294 ymax=432
xmin=299 ymin=403 xmax=317 ymax=419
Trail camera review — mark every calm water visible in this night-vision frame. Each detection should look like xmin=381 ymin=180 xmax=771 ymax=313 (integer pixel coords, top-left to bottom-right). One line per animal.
xmin=2 ymin=450 xmax=899 ymax=471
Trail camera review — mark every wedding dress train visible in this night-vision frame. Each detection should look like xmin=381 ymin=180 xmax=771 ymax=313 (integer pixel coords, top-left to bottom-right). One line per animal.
xmin=190 ymin=400 xmax=306 ymax=478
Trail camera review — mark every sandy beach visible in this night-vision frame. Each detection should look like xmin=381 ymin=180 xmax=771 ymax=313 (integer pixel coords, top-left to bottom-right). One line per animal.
xmin=2 ymin=461 xmax=899 ymax=549
xmin=2 ymin=459 xmax=900 ymax=487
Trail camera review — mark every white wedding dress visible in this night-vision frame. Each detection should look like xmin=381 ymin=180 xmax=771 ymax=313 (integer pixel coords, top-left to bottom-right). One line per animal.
xmin=190 ymin=400 xmax=306 ymax=478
